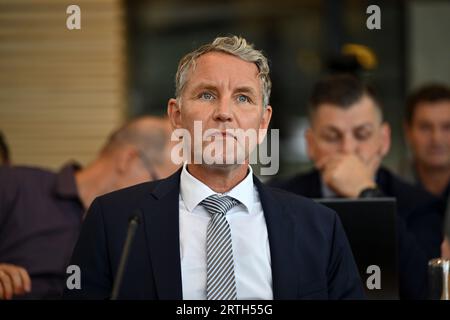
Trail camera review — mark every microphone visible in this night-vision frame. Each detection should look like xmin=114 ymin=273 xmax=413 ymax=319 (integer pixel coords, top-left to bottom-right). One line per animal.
xmin=110 ymin=210 xmax=142 ymax=300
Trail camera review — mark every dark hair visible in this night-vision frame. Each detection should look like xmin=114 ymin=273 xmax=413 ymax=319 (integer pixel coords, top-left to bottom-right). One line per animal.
xmin=308 ymin=73 xmax=381 ymax=120
xmin=405 ymin=84 xmax=450 ymax=124
xmin=0 ymin=131 xmax=10 ymax=165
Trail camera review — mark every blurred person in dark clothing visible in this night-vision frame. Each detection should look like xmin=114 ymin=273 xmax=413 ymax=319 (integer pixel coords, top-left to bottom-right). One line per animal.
xmin=269 ymin=74 xmax=443 ymax=299
xmin=403 ymin=84 xmax=450 ymax=211
xmin=403 ymin=85 xmax=450 ymax=261
xmin=0 ymin=131 xmax=10 ymax=165
xmin=0 ymin=116 xmax=179 ymax=299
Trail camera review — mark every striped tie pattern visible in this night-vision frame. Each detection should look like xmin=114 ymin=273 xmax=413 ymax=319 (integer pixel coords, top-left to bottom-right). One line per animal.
xmin=201 ymin=194 xmax=239 ymax=300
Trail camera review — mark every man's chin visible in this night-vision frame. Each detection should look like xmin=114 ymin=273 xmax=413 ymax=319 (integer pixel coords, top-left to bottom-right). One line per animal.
xmin=201 ymin=155 xmax=247 ymax=168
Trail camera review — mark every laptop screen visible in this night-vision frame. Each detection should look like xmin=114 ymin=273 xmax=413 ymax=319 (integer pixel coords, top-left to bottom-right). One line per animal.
xmin=315 ymin=198 xmax=399 ymax=299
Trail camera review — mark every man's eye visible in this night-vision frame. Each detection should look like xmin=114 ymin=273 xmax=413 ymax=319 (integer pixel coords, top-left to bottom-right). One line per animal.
xmin=443 ymin=123 xmax=450 ymax=132
xmin=322 ymin=133 xmax=340 ymax=143
xmin=418 ymin=124 xmax=432 ymax=132
xmin=237 ymin=95 xmax=249 ymax=103
xmin=355 ymin=130 xmax=372 ymax=141
xmin=200 ymin=92 xmax=214 ymax=100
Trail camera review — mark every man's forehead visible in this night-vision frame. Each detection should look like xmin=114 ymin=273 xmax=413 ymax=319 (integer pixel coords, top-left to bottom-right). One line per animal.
xmin=195 ymin=51 xmax=259 ymax=71
xmin=414 ymin=101 xmax=450 ymax=117
xmin=187 ymin=52 xmax=260 ymax=86
xmin=312 ymin=103 xmax=380 ymax=129
xmin=315 ymin=103 xmax=379 ymax=120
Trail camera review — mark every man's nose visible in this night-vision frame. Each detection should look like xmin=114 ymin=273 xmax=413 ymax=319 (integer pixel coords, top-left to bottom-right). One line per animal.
xmin=339 ymin=135 xmax=357 ymax=154
xmin=212 ymin=97 xmax=233 ymax=122
xmin=431 ymin=127 xmax=443 ymax=143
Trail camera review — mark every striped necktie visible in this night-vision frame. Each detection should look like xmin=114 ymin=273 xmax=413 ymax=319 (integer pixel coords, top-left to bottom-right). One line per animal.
xmin=200 ymin=194 xmax=239 ymax=300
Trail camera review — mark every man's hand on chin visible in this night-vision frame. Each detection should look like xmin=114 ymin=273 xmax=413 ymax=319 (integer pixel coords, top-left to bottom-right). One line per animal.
xmin=317 ymin=154 xmax=377 ymax=198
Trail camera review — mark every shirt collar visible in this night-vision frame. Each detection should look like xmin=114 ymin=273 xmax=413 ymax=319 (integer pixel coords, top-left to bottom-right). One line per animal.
xmin=180 ymin=162 xmax=255 ymax=214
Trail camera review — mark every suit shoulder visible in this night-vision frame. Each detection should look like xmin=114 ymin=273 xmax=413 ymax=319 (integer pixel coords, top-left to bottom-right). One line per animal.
xmin=378 ymin=168 xmax=439 ymax=210
xmin=0 ymin=165 xmax=54 ymax=181
xmin=267 ymin=171 xmax=308 ymax=187
xmin=263 ymin=186 xmax=340 ymax=251
xmin=97 ymin=179 xmax=162 ymax=206
xmin=266 ymin=185 xmax=337 ymax=224
xmin=0 ymin=166 xmax=56 ymax=196
xmin=267 ymin=170 xmax=319 ymax=196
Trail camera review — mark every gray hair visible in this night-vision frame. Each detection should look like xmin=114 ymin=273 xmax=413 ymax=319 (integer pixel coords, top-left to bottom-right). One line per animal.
xmin=175 ymin=35 xmax=271 ymax=107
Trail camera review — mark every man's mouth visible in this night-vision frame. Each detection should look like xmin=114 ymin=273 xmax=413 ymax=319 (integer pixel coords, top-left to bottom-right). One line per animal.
xmin=207 ymin=130 xmax=237 ymax=140
xmin=427 ymin=146 xmax=447 ymax=155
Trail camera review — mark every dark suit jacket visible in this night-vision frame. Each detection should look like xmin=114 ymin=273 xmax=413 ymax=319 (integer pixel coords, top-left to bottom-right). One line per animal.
xmin=269 ymin=167 xmax=444 ymax=299
xmin=64 ymin=169 xmax=364 ymax=300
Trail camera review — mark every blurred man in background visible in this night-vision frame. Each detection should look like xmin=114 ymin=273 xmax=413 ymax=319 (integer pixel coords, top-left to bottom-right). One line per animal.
xmin=270 ymin=74 xmax=443 ymax=299
xmin=0 ymin=116 xmax=179 ymax=299
xmin=403 ymin=84 xmax=450 ymax=211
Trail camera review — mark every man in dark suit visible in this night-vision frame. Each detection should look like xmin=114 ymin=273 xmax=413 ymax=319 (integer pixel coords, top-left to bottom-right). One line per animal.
xmin=64 ymin=36 xmax=364 ymax=300
xmin=270 ymin=74 xmax=443 ymax=299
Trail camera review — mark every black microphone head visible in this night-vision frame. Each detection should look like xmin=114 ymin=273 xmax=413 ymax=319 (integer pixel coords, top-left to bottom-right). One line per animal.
xmin=129 ymin=209 xmax=142 ymax=225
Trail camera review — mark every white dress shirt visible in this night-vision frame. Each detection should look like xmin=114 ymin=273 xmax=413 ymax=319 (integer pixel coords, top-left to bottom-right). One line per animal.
xmin=179 ymin=163 xmax=273 ymax=300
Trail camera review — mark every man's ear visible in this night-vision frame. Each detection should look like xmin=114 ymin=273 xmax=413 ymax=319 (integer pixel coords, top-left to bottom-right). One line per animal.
xmin=167 ymin=98 xmax=182 ymax=130
xmin=116 ymin=146 xmax=138 ymax=174
xmin=257 ymin=105 xmax=272 ymax=143
xmin=380 ymin=122 xmax=392 ymax=157
xmin=305 ymin=128 xmax=317 ymax=161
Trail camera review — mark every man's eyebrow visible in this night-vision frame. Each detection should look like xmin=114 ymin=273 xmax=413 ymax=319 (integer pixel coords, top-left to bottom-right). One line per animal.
xmin=189 ymin=83 xmax=259 ymax=98
xmin=354 ymin=123 xmax=375 ymax=130
xmin=321 ymin=125 xmax=341 ymax=131
xmin=234 ymin=86 xmax=257 ymax=96
xmin=190 ymin=82 xmax=219 ymax=93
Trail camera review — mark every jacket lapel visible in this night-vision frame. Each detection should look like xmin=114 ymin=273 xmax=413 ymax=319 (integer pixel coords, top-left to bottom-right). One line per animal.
xmin=139 ymin=170 xmax=301 ymax=299
xmin=254 ymin=176 xmax=298 ymax=299
xmin=141 ymin=169 xmax=183 ymax=299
